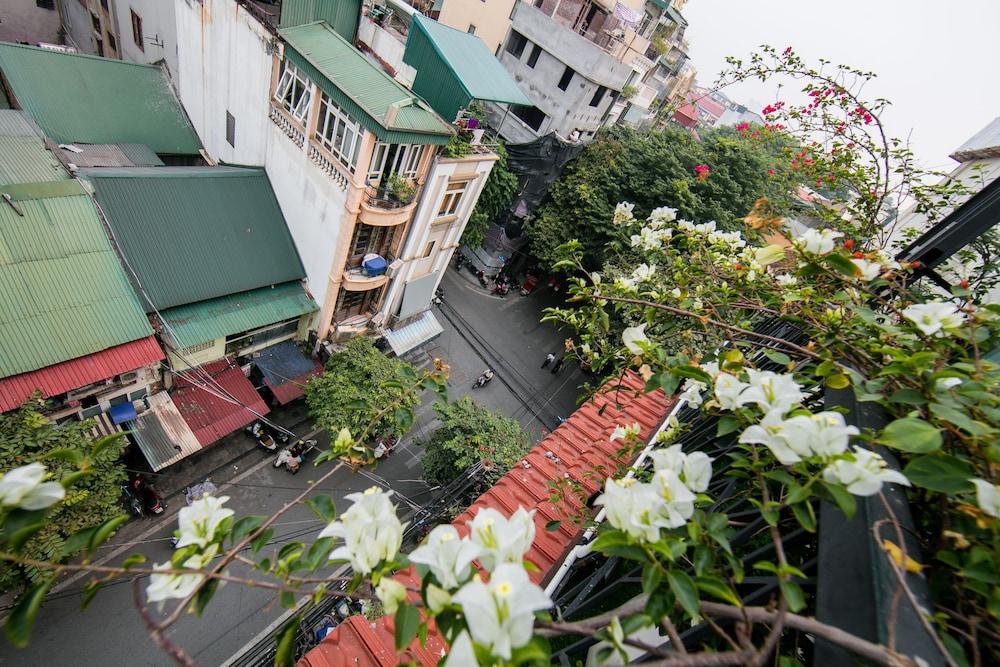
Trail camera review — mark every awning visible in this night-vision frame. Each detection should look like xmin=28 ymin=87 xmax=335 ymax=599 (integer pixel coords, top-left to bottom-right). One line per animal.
xmin=170 ymin=358 xmax=270 ymax=446
xmin=109 ymin=402 xmax=137 ymax=424
xmin=404 ymin=15 xmax=532 ymax=121
xmin=384 ymin=311 xmax=443 ymax=356
xmin=127 ymin=392 xmax=202 ymax=471
xmin=85 ymin=411 xmax=123 ymax=440
xmin=254 ymin=340 xmax=323 ymax=405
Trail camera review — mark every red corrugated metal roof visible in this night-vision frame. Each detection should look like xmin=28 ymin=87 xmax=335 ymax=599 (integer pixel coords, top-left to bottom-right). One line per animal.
xmin=170 ymin=358 xmax=269 ymax=446
xmin=674 ymin=104 xmax=699 ymax=128
xmin=265 ymin=360 xmax=323 ymax=405
xmin=299 ymin=373 xmax=671 ymax=667
xmin=694 ymin=96 xmax=726 ymax=120
xmin=0 ymin=336 xmax=164 ymax=412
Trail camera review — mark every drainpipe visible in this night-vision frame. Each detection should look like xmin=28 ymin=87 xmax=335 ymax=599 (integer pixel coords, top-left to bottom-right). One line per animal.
xmin=543 ymin=395 xmax=689 ymax=597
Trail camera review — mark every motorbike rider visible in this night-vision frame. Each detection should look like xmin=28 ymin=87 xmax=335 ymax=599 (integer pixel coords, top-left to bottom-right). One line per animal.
xmin=276 ymin=440 xmax=307 ymax=474
xmin=476 ymin=368 xmax=496 ymax=387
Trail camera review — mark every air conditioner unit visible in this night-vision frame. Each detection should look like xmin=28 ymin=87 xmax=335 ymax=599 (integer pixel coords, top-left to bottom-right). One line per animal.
xmin=118 ymin=371 xmax=138 ymax=385
xmin=385 ymin=258 xmax=404 ymax=279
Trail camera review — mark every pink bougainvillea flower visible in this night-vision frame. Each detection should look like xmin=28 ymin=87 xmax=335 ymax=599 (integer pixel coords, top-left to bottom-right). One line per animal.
xmin=694 ymin=164 xmax=710 ymax=181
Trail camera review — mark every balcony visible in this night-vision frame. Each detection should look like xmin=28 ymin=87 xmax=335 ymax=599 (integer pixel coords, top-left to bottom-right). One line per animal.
xmin=527 ymin=0 xmax=647 ymax=64
xmin=308 ymin=143 xmax=350 ymax=190
xmin=359 ymin=183 xmax=419 ymax=227
xmin=269 ymin=103 xmax=305 ymax=148
xmin=341 ymin=252 xmax=395 ymax=292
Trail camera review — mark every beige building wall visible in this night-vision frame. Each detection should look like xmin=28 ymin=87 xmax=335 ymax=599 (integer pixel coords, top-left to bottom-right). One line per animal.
xmin=436 ymin=0 xmax=516 ymax=55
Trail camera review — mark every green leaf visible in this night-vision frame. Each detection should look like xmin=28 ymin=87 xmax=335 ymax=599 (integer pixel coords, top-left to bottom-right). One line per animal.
xmin=879 ymin=417 xmax=942 ymax=453
xmin=764 ymin=350 xmax=791 ymax=366
xmin=544 ymin=520 xmax=561 ymax=532
xmin=345 ymin=399 xmax=369 ymax=411
xmin=89 ymin=515 xmax=128 ymax=552
xmin=90 ymin=433 xmax=126 ymax=459
xmin=5 ymin=579 xmax=52 ymax=647
xmin=790 ymin=501 xmax=816 ymax=533
xmin=930 ymin=402 xmax=988 ymax=436
xmin=903 ymin=455 xmax=975 ymax=494
xmin=39 ymin=448 xmax=83 ymax=465
xmin=694 ymin=576 xmax=741 ymax=606
xmin=394 ymin=406 xmax=414 ymax=432
xmin=394 ymin=602 xmax=421 ymax=650
xmin=80 ymin=580 xmax=102 ymax=611
xmin=60 ymin=527 xmax=97 ymax=558
xmin=251 ymin=527 xmax=274 ymax=553
xmin=280 ymin=590 xmax=296 ymax=609
xmin=824 ymin=253 xmax=859 ymax=277
xmin=278 ymin=542 xmax=304 ymax=563
xmin=821 ymin=481 xmax=856 ymax=519
xmin=122 ymin=553 xmax=146 ymax=569
xmin=306 ymin=496 xmax=337 ymax=523
xmin=1 ymin=509 xmax=47 ymax=551
xmin=667 ymin=570 xmax=700 ymax=621
xmin=304 ymin=537 xmax=335 ymax=570
xmin=887 ymin=389 xmax=926 ymax=406
xmin=825 ymin=373 xmax=850 ymax=389
xmin=716 ymin=415 xmax=739 ymax=437
xmin=192 ymin=578 xmax=218 ymax=616
xmin=641 ymin=563 xmax=662 ymax=594
xmin=231 ymin=515 xmax=266 ymax=545
xmin=779 ymin=580 xmax=806 ymax=613
xmin=274 ymin=615 xmax=301 ymax=667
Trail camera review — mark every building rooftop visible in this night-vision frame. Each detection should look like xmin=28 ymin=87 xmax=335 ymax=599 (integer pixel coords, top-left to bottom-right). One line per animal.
xmin=300 ymin=372 xmax=672 ymax=666
xmin=949 ymin=116 xmax=1000 ymax=162
xmin=0 ymin=42 xmax=202 ymax=155
xmin=279 ymin=21 xmax=454 ymax=145
xmin=81 ymin=167 xmax=307 ymax=312
xmin=0 ymin=111 xmax=68 ymax=184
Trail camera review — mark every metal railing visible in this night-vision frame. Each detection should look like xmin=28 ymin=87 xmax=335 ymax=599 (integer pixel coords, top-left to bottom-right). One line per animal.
xmin=363 ymin=182 xmax=419 ymax=210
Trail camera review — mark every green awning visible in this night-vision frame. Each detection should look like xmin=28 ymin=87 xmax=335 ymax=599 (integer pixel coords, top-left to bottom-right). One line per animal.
xmin=159 ymin=282 xmax=317 ymax=349
xmin=279 ymin=21 xmax=454 ymax=145
xmin=403 ymin=15 xmax=532 ymax=122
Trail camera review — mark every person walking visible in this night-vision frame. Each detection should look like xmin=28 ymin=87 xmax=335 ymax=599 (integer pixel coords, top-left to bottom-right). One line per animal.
xmin=551 ymin=356 xmax=565 ymax=374
xmin=541 ymin=352 xmax=555 ymax=369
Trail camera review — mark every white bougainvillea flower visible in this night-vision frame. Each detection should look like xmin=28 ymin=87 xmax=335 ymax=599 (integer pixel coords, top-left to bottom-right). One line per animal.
xmin=409 ymin=525 xmax=482 ymax=590
xmin=699 ymin=361 xmax=720 ymax=379
xmin=677 ymin=219 xmax=695 ymax=232
xmin=146 ymin=546 xmax=216 ymax=604
xmin=375 ymin=577 xmax=407 ymax=615
xmin=679 ymin=379 xmax=706 ymax=407
xmin=851 ymin=258 xmax=883 ymax=281
xmin=595 ymin=478 xmax=665 ymax=542
xmin=0 ymin=463 xmax=66 ymax=511
xmin=613 ymin=277 xmax=638 ymax=294
xmin=175 ymin=494 xmax=234 ymax=550
xmin=822 ymin=447 xmax=910 ymax=496
xmin=651 ymin=469 xmax=696 ymax=528
xmin=738 ymin=369 xmax=804 ymax=415
xmin=613 ymin=201 xmax=636 ymax=225
xmin=650 ymin=444 xmax=685 ymax=473
xmin=714 ymin=372 xmax=748 ymax=411
xmin=444 ymin=631 xmax=478 ymax=667
xmin=648 ymin=206 xmax=677 ymax=227
xmin=755 ymin=244 xmax=786 ymax=266
xmin=935 ymin=377 xmax=962 ymax=391
xmin=739 ymin=410 xmax=812 ymax=465
xmin=783 ymin=411 xmax=859 ymax=458
xmin=631 ymin=263 xmax=657 ymax=284
xmin=971 ymin=479 xmax=1000 ymax=519
xmin=681 ymin=451 xmax=713 ymax=493
xmin=622 ymin=324 xmax=649 ymax=355
xmin=610 ymin=422 xmax=641 ymax=442
xmin=467 ymin=507 xmax=536 ymax=572
xmin=453 ymin=564 xmax=551 ymax=661
xmin=320 ymin=487 xmax=403 ymax=574
xmin=794 ymin=228 xmax=843 ymax=255
xmin=630 ymin=225 xmax=671 ymax=251
xmin=775 ymin=273 xmax=798 ymax=287
xmin=331 ymin=427 xmax=353 ymax=455
xmin=902 ymin=301 xmax=966 ymax=337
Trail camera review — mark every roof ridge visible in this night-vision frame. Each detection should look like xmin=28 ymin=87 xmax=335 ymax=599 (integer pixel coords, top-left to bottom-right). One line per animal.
xmin=0 ymin=41 xmax=166 ymax=71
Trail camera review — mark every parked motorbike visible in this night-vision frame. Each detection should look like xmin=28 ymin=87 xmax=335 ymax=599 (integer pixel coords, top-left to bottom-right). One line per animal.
xmin=454 ymin=253 xmax=465 ymax=270
xmin=432 ymin=288 xmax=443 ymax=306
xmin=492 ymin=280 xmax=510 ymax=297
xmin=274 ymin=439 xmax=317 ymax=474
xmin=520 ymin=274 xmax=538 ymax=296
xmin=373 ymin=434 xmax=398 ymax=460
xmin=473 ymin=368 xmax=496 ymax=389
xmin=124 ymin=475 xmax=166 ymax=517
xmin=246 ymin=420 xmax=286 ymax=452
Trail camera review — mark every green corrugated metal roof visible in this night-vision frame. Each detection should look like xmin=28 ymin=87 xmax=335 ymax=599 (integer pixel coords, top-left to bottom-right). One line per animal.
xmin=0 ymin=42 xmax=202 ymax=155
xmin=82 ymin=167 xmax=307 ymax=312
xmin=403 ymin=15 xmax=531 ymax=121
xmin=279 ymin=0 xmax=362 ymax=41
xmin=279 ymin=21 xmax=454 ymax=145
xmin=160 ymin=282 xmax=317 ymax=349
xmin=0 ymin=188 xmax=153 ymax=378
xmin=0 ymin=110 xmax=68 ymax=185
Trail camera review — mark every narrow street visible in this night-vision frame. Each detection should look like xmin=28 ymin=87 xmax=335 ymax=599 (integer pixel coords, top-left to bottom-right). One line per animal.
xmin=0 ymin=266 xmax=587 ymax=666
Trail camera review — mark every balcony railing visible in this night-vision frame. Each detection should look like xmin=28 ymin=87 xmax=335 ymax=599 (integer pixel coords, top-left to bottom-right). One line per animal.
xmin=363 ymin=182 xmax=419 ymax=210
xmin=308 ymin=143 xmax=350 ymax=190
xmin=269 ymin=104 xmax=305 ymax=148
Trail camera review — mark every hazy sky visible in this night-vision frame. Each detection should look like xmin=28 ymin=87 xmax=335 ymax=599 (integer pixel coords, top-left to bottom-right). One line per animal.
xmin=681 ymin=0 xmax=1000 ymax=171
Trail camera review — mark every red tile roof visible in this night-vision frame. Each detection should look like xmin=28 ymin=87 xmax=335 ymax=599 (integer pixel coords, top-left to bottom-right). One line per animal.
xmin=265 ymin=360 xmax=323 ymax=405
xmin=299 ymin=373 xmax=671 ymax=667
xmin=673 ymin=104 xmax=699 ymax=128
xmin=170 ymin=358 xmax=269 ymax=446
xmin=0 ymin=336 xmax=164 ymax=412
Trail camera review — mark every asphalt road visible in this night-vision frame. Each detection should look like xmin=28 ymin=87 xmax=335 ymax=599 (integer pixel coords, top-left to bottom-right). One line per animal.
xmin=0 ymin=265 xmax=588 ymax=666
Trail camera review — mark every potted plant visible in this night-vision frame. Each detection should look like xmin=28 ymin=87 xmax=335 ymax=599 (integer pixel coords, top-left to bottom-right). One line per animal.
xmin=384 ymin=173 xmax=416 ymax=205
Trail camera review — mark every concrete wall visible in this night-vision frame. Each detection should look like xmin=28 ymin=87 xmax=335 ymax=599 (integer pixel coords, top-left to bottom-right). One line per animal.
xmin=1 ymin=0 xmax=61 ymax=44
xmin=357 ymin=16 xmax=415 ymax=87
xmin=436 ymin=0 xmax=515 ymax=56
xmin=57 ymin=0 xmax=99 ymax=55
xmin=111 ymin=0 xmax=179 ymax=79
xmin=382 ymin=152 xmax=496 ymax=320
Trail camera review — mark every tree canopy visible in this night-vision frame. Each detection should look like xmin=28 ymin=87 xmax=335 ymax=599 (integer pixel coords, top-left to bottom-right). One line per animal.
xmin=305 ymin=338 xmax=421 ymax=440
xmin=421 ymin=397 xmax=529 ymax=489
xmin=0 ymin=405 xmax=129 ymax=591
xmin=527 ymin=125 xmax=800 ymax=270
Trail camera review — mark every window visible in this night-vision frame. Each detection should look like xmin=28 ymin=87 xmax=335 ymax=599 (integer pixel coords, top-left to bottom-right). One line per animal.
xmin=512 ymin=104 xmax=546 ymax=132
xmin=557 ymin=66 xmax=574 ymax=91
xmin=91 ymin=13 xmax=101 ymax=33
xmin=225 ymin=111 xmax=236 ymax=147
xmin=350 ymin=223 xmax=390 ymax=259
xmin=225 ymin=319 xmax=299 ymax=355
xmin=100 ymin=0 xmax=108 ymax=11
xmin=36 ymin=0 xmax=55 ymax=9
xmin=505 ymin=31 xmax=527 ymax=58
xmin=367 ymin=142 xmax=425 ymax=183
xmin=95 ymin=38 xmax=104 ymax=57
xmin=179 ymin=340 xmax=213 ymax=355
xmin=274 ymin=59 xmax=312 ymax=123
xmin=106 ymin=32 xmax=116 ymax=53
xmin=131 ymin=10 xmax=144 ymax=51
xmin=467 ymin=24 xmax=476 ymax=35
xmin=315 ymin=92 xmax=363 ymax=172
xmin=437 ymin=180 xmax=468 ymax=218
xmin=527 ymin=44 xmax=542 ymax=68
xmin=589 ymin=85 xmax=607 ymax=107
xmin=335 ymin=286 xmax=383 ymax=318
xmin=422 ymin=241 xmax=436 ymax=258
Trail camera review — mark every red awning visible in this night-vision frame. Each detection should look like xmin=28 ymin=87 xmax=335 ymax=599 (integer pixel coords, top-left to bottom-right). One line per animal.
xmin=170 ymin=358 xmax=269 ymax=447
xmin=265 ymin=360 xmax=323 ymax=405
xmin=0 ymin=337 xmax=164 ymax=412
